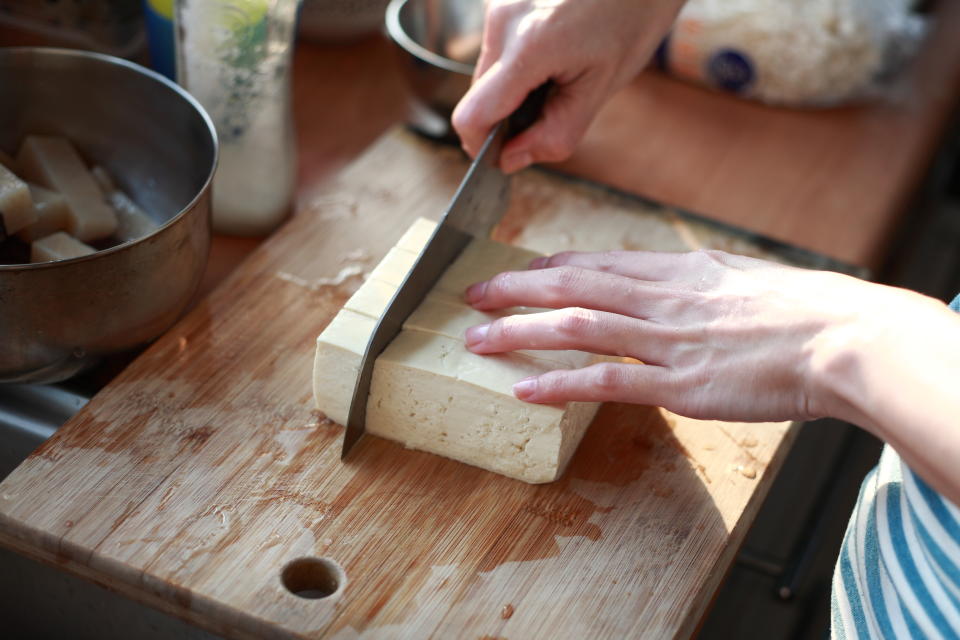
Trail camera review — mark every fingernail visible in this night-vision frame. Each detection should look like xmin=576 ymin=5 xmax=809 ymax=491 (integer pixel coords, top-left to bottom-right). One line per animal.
xmin=501 ymin=151 xmax=532 ymax=174
xmin=465 ymin=323 xmax=489 ymax=347
xmin=513 ymin=376 xmax=538 ymax=400
xmin=528 ymin=256 xmax=547 ymax=269
xmin=465 ymin=281 xmax=488 ymax=304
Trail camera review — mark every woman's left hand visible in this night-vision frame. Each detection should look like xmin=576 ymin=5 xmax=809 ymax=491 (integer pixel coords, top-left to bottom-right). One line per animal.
xmin=462 ymin=249 xmax=934 ymax=424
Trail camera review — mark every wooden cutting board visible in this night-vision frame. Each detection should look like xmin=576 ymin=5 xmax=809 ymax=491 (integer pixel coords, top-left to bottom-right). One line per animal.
xmin=0 ymin=129 xmax=798 ymax=639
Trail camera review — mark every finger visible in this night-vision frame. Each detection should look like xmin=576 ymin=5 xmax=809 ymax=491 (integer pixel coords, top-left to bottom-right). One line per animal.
xmin=499 ymin=79 xmax=604 ymax=173
xmin=512 ymin=362 xmax=678 ymax=405
xmin=465 ymin=308 xmax=675 ymax=364
xmin=528 ymin=250 xmax=685 ymax=281
xmin=452 ymin=59 xmax=547 ymax=159
xmin=464 ymin=266 xmax=675 ymax=317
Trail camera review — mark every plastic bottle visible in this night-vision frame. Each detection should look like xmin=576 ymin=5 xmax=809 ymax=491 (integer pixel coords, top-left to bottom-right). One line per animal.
xmin=174 ymin=0 xmax=299 ymax=236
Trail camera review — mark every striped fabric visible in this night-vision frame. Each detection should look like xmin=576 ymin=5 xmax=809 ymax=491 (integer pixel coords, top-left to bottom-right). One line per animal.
xmin=831 ymin=294 xmax=960 ymax=639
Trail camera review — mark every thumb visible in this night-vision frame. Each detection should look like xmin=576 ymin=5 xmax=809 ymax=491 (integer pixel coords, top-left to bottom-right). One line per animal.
xmin=499 ymin=78 xmax=604 ymax=173
xmin=452 ymin=58 xmax=547 ymax=159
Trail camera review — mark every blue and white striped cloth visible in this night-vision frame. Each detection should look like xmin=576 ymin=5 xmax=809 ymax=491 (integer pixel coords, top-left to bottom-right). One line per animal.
xmin=831 ymin=294 xmax=960 ymax=639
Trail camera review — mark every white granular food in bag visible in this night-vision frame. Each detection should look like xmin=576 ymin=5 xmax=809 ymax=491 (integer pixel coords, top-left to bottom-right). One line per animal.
xmin=661 ymin=0 xmax=926 ymax=106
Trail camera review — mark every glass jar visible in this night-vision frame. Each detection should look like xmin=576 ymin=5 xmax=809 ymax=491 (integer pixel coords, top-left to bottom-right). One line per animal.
xmin=174 ymin=0 xmax=300 ymax=236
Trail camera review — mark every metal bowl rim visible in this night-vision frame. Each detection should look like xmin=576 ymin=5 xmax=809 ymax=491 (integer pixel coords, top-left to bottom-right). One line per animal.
xmin=385 ymin=0 xmax=477 ymax=77
xmin=0 ymin=46 xmax=219 ymax=272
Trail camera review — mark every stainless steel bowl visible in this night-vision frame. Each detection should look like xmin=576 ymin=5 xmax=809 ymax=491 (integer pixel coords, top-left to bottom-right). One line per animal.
xmin=0 ymin=47 xmax=218 ymax=383
xmin=385 ymin=0 xmax=482 ymax=137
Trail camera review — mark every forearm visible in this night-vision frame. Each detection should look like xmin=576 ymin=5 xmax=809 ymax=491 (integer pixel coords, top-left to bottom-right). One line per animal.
xmin=813 ymin=292 xmax=960 ymax=505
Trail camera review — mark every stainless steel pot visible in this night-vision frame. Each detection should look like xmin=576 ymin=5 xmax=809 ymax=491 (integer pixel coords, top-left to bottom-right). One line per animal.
xmin=385 ymin=0 xmax=482 ymax=137
xmin=0 ymin=47 xmax=218 ymax=383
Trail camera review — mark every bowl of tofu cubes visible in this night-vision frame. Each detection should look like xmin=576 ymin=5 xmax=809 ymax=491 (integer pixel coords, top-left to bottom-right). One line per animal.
xmin=0 ymin=47 xmax=218 ymax=383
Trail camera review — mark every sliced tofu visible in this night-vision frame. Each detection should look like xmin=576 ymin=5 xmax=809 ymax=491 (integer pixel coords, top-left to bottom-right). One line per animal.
xmin=16 ymin=136 xmax=117 ymax=242
xmin=314 ymin=217 xmax=600 ymax=483
xmin=0 ymin=164 xmax=36 ymax=235
xmin=368 ymin=331 xmax=597 ymax=483
xmin=367 ymin=246 xmax=419 ymax=286
xmin=394 ymin=216 xmax=438 ymax=254
xmin=105 ymin=191 xmax=158 ymax=242
xmin=16 ymin=184 xmax=71 ymax=242
xmin=91 ymin=165 xmax=158 ymax=242
xmin=30 ymin=231 xmax=96 ymax=263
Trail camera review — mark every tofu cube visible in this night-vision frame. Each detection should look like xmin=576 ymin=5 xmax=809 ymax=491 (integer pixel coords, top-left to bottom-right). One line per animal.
xmin=16 ymin=184 xmax=71 ymax=242
xmin=31 ymin=231 xmax=96 ymax=262
xmin=17 ymin=136 xmax=117 ymax=242
xmin=313 ymin=217 xmax=600 ymax=483
xmin=0 ymin=164 xmax=36 ymax=235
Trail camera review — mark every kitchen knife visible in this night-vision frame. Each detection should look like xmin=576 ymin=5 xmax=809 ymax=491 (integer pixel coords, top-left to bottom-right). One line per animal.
xmin=341 ymin=84 xmax=551 ymax=459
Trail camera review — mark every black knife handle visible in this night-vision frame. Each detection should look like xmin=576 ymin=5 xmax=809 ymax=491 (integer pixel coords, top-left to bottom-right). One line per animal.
xmin=506 ymin=81 xmax=554 ymax=139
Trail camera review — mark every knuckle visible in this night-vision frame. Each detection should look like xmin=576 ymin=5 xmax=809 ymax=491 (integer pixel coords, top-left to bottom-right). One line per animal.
xmin=545 ymin=251 xmax=576 ymax=268
xmin=597 ymin=250 xmax=624 ymax=272
xmin=537 ymin=129 xmax=576 ymax=162
xmin=489 ymin=316 xmax=519 ymax=343
xmin=556 ymin=307 xmax=597 ymax=337
xmin=549 ymin=265 xmax=583 ymax=296
xmin=689 ymin=249 xmax=730 ymax=268
xmin=592 ymin=363 xmax=625 ymax=394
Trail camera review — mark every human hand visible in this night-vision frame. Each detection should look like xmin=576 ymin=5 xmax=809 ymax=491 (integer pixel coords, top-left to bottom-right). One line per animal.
xmin=461 ymin=250 xmax=942 ymax=424
xmin=452 ymin=0 xmax=685 ymax=174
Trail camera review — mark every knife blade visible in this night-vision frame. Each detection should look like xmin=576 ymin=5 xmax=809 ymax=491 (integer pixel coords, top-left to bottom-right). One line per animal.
xmin=341 ymin=84 xmax=551 ymax=459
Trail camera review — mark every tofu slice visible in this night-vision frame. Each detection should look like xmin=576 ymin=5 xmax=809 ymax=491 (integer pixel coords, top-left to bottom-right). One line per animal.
xmin=16 ymin=184 xmax=71 ymax=242
xmin=368 ymin=331 xmax=597 ymax=483
xmin=16 ymin=136 xmax=117 ymax=242
xmin=92 ymin=165 xmax=158 ymax=242
xmin=30 ymin=231 xmax=96 ymax=262
xmin=314 ymin=217 xmax=600 ymax=483
xmin=0 ymin=164 xmax=36 ymax=235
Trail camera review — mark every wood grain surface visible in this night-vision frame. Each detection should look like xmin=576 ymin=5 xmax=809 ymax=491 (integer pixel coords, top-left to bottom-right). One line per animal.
xmin=0 ymin=130 xmax=796 ymax=639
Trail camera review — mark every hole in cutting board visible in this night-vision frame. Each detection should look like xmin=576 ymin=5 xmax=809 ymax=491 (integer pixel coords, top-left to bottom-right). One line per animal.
xmin=281 ymin=557 xmax=344 ymax=599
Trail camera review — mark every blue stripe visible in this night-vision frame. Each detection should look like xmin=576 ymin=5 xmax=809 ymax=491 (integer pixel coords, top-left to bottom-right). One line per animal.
xmin=911 ymin=469 xmax=960 ymax=543
xmin=886 ymin=483 xmax=959 ymax=638
xmin=949 ymin=293 xmax=960 ymax=313
xmin=865 ymin=487 xmax=897 ymax=634
xmin=899 ymin=596 xmax=930 ymax=640
xmin=839 ymin=544 xmax=869 ymax=639
xmin=908 ymin=496 xmax=960 ymax=602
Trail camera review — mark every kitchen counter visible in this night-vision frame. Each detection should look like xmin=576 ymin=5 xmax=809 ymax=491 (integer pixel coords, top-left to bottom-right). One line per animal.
xmin=200 ymin=0 xmax=960 ymax=292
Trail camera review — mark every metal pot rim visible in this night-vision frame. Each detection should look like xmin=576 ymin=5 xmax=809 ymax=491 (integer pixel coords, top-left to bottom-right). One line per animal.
xmin=0 ymin=46 xmax=219 ymax=272
xmin=385 ymin=0 xmax=477 ymax=78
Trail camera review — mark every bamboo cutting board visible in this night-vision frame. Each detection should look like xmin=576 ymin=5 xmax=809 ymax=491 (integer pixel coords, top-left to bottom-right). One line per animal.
xmin=0 ymin=129 xmax=799 ymax=639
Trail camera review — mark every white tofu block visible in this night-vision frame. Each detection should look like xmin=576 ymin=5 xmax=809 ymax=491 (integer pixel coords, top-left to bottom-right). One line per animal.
xmin=314 ymin=217 xmax=600 ymax=483
xmin=0 ymin=164 xmax=36 ymax=234
xmin=368 ymin=331 xmax=597 ymax=483
xmin=91 ymin=165 xmax=157 ymax=242
xmin=312 ymin=309 xmax=376 ymax=427
xmin=394 ymin=216 xmax=437 ymax=254
xmin=16 ymin=184 xmax=71 ymax=242
xmin=404 ymin=296 xmax=592 ymax=369
xmin=30 ymin=231 xmax=96 ymax=262
xmin=16 ymin=136 xmax=117 ymax=242
xmin=367 ymin=246 xmax=419 ymax=286
xmin=106 ymin=191 xmax=158 ymax=242
xmin=90 ymin=165 xmax=116 ymax=194
xmin=432 ymin=237 xmax=542 ymax=299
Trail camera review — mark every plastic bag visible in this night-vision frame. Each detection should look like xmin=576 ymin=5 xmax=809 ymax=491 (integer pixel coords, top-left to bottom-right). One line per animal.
xmin=655 ymin=0 xmax=927 ymax=107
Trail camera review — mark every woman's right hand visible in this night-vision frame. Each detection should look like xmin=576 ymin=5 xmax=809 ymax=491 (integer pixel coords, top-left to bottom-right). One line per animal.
xmin=452 ymin=0 xmax=686 ymax=174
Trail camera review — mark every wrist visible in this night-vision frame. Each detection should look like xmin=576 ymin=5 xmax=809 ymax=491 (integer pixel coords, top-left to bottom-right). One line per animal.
xmin=805 ymin=285 xmax=957 ymax=433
